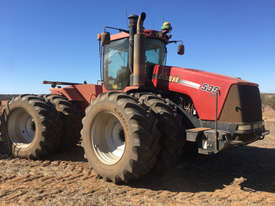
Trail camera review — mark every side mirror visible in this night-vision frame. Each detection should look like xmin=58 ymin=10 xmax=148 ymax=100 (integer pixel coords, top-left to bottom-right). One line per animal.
xmin=177 ymin=44 xmax=185 ymax=55
xmin=101 ymin=32 xmax=111 ymax=46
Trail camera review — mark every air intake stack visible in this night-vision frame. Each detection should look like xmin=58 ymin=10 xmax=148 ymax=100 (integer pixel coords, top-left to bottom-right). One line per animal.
xmin=128 ymin=14 xmax=138 ymax=75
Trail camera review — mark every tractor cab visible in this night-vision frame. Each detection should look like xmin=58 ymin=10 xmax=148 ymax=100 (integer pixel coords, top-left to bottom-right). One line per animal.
xmin=98 ymin=13 xmax=184 ymax=90
xmin=102 ymin=31 xmax=167 ymax=90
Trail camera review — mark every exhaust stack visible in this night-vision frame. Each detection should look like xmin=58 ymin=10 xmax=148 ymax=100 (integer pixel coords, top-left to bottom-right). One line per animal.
xmin=128 ymin=14 xmax=138 ymax=74
xmin=133 ymin=12 xmax=146 ymax=87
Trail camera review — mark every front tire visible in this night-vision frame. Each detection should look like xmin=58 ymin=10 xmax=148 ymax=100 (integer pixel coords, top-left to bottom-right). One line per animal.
xmin=81 ymin=92 xmax=160 ymax=183
xmin=134 ymin=93 xmax=186 ymax=169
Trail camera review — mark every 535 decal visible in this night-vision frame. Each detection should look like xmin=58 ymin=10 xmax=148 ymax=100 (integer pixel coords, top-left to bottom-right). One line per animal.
xmin=201 ymin=83 xmax=220 ymax=94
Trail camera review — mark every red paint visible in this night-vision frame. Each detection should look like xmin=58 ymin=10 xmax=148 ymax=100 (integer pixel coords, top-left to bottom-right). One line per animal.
xmin=50 ymin=65 xmax=258 ymax=122
xmin=50 ymin=64 xmax=258 ymax=122
xmin=152 ymin=65 xmax=258 ymax=121
xmin=50 ymin=83 xmax=139 ymax=109
xmin=50 ymin=84 xmax=103 ymax=108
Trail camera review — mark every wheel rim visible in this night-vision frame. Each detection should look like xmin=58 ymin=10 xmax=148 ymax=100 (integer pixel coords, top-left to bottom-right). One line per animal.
xmin=7 ymin=108 xmax=36 ymax=148
xmin=91 ymin=111 xmax=126 ymax=165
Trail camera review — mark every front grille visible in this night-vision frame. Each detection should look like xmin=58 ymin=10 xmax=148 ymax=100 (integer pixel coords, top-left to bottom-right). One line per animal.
xmin=219 ymin=84 xmax=262 ymax=122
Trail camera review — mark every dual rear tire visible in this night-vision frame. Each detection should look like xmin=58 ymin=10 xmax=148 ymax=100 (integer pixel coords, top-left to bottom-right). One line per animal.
xmin=43 ymin=94 xmax=82 ymax=151
xmin=0 ymin=94 xmax=81 ymax=159
xmin=0 ymin=95 xmax=60 ymax=158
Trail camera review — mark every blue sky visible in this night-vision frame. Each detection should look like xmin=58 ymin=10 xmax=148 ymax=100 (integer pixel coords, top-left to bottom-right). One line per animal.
xmin=0 ymin=0 xmax=274 ymax=94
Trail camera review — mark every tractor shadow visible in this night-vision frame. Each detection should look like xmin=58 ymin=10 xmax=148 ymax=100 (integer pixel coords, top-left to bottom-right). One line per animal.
xmin=0 ymin=141 xmax=10 ymax=158
xmin=130 ymin=146 xmax=275 ymax=194
xmin=0 ymin=141 xmax=87 ymax=162
xmin=47 ymin=145 xmax=87 ymax=162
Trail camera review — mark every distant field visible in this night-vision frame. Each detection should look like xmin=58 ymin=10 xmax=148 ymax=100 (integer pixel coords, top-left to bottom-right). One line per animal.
xmin=262 ymin=93 xmax=275 ymax=100
xmin=261 ymin=93 xmax=275 ymax=110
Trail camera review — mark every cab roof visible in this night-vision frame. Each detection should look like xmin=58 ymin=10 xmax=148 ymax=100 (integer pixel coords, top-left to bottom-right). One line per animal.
xmin=110 ymin=29 xmax=170 ymax=43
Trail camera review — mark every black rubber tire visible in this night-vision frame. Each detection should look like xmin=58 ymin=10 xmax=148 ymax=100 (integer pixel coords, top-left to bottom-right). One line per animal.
xmin=0 ymin=94 xmax=61 ymax=159
xmin=44 ymin=94 xmax=82 ymax=152
xmin=134 ymin=93 xmax=186 ymax=170
xmin=81 ymin=92 xmax=160 ymax=183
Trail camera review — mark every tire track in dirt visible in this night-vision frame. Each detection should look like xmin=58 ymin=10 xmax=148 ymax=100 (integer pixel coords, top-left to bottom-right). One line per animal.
xmin=0 ymin=136 xmax=274 ymax=205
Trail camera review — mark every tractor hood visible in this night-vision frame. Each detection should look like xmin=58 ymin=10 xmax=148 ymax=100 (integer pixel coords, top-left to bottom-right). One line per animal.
xmin=151 ymin=65 xmax=260 ymax=121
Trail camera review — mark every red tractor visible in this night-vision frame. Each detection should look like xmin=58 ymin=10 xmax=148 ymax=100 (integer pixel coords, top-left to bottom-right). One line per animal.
xmin=0 ymin=12 xmax=269 ymax=183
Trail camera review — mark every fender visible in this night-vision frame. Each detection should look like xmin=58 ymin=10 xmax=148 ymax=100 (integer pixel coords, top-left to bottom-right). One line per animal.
xmin=50 ymin=84 xmax=103 ymax=108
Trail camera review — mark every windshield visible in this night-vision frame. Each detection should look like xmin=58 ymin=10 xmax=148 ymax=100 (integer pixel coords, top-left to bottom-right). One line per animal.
xmin=145 ymin=38 xmax=166 ymax=65
xmin=103 ymin=38 xmax=166 ymax=90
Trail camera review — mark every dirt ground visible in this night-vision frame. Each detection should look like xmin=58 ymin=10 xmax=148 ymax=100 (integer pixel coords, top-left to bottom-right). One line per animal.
xmin=0 ymin=106 xmax=274 ymax=205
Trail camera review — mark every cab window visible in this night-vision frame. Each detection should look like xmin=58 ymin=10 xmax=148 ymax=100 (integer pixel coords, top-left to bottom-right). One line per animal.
xmin=103 ymin=38 xmax=129 ymax=90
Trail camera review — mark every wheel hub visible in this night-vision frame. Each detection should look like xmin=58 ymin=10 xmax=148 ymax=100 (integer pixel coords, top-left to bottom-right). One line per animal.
xmin=91 ymin=112 xmax=126 ymax=165
xmin=7 ymin=108 xmax=36 ymax=148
